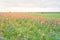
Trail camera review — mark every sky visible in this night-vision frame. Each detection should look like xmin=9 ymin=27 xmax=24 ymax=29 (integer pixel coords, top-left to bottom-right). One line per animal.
xmin=0 ymin=0 xmax=60 ymax=12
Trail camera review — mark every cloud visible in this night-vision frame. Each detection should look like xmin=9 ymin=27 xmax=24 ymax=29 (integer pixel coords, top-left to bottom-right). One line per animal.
xmin=0 ymin=0 xmax=60 ymax=8
xmin=0 ymin=0 xmax=60 ymax=12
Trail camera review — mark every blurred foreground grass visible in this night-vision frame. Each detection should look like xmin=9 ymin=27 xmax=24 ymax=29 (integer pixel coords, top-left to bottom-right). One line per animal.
xmin=0 ymin=13 xmax=60 ymax=40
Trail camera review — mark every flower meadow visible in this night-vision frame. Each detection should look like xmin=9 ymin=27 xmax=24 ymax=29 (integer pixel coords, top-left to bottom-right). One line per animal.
xmin=0 ymin=13 xmax=60 ymax=40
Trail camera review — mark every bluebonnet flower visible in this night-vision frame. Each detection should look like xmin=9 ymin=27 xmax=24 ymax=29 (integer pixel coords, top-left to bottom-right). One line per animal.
xmin=49 ymin=32 xmax=56 ymax=36
xmin=49 ymin=32 xmax=53 ymax=36
xmin=9 ymin=23 xmax=13 ymax=28
xmin=56 ymin=38 xmax=60 ymax=40
xmin=0 ymin=37 xmax=4 ymax=40
xmin=49 ymin=32 xmax=55 ymax=36
xmin=55 ymin=32 xmax=60 ymax=36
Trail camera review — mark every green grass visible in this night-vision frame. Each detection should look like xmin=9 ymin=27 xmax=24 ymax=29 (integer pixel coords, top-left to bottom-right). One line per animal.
xmin=0 ymin=12 xmax=60 ymax=40
xmin=20 ymin=12 xmax=60 ymax=18
xmin=9 ymin=12 xmax=60 ymax=18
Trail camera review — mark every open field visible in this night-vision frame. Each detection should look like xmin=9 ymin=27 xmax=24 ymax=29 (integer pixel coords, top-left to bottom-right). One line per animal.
xmin=0 ymin=12 xmax=60 ymax=18
xmin=0 ymin=12 xmax=60 ymax=40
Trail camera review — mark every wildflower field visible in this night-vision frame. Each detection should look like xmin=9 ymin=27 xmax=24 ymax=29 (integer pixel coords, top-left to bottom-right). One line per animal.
xmin=0 ymin=12 xmax=60 ymax=40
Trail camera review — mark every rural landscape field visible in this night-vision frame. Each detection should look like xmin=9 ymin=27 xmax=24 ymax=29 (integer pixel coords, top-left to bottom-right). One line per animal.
xmin=0 ymin=12 xmax=60 ymax=40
